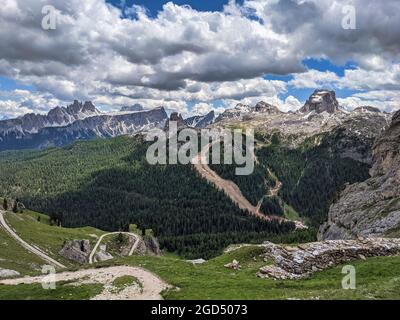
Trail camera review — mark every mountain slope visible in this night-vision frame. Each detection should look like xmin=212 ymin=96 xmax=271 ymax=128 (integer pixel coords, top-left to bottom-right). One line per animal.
xmin=0 ymin=136 xmax=298 ymax=259
xmin=319 ymin=110 xmax=400 ymax=239
xmin=209 ymin=90 xmax=390 ymax=226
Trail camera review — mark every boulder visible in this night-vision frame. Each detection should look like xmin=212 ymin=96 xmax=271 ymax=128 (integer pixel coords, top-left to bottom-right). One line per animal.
xmin=59 ymin=240 xmax=91 ymax=264
xmin=0 ymin=268 xmax=20 ymax=278
xmin=224 ymin=259 xmax=241 ymax=270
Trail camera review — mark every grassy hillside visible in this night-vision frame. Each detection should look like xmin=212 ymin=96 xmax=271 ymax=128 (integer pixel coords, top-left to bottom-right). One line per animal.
xmin=0 ymin=282 xmax=103 ymax=300
xmin=3 ymin=211 xmax=105 ymax=267
xmin=0 ymin=136 xmax=296 ymax=259
xmin=1 ymin=245 xmax=399 ymax=300
xmin=137 ymin=247 xmax=400 ymax=300
xmin=1 ymin=209 xmax=398 ymax=300
xmin=0 ymin=226 xmax=46 ymax=275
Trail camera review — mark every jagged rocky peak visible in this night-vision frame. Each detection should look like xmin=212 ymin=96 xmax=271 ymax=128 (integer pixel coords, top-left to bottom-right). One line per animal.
xmin=353 ymin=106 xmax=381 ymax=114
xmin=64 ymin=100 xmax=99 ymax=116
xmin=120 ymin=104 xmax=144 ymax=112
xmin=300 ymin=90 xmax=340 ymax=114
xmin=319 ymin=109 xmax=400 ymax=240
xmin=185 ymin=111 xmax=215 ymax=128
xmin=254 ymin=101 xmax=281 ymax=114
xmin=0 ymin=100 xmax=101 ymax=136
xmin=165 ymin=111 xmax=187 ymax=130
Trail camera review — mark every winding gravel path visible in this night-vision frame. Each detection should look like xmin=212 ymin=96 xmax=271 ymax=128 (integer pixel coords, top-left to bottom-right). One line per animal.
xmin=0 ymin=266 xmax=169 ymax=300
xmin=88 ymin=232 xmax=141 ymax=264
xmin=0 ymin=211 xmax=66 ymax=269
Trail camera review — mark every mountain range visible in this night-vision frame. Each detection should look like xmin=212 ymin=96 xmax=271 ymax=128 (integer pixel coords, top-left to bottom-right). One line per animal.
xmin=0 ymin=89 xmax=393 ymax=152
xmin=0 ymin=102 xmax=168 ymax=151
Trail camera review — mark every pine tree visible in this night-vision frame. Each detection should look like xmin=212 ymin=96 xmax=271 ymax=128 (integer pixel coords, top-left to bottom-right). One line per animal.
xmin=12 ymin=201 xmax=18 ymax=213
xmin=3 ymin=198 xmax=8 ymax=211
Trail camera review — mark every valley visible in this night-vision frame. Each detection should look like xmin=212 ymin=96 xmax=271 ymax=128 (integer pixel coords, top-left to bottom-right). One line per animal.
xmin=0 ymin=90 xmax=399 ymax=300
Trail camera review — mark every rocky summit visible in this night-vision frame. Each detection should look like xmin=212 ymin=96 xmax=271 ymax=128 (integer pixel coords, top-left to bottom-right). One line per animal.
xmin=319 ymin=110 xmax=400 ymax=240
xmin=257 ymin=238 xmax=400 ymax=280
xmin=299 ymin=90 xmax=340 ymax=114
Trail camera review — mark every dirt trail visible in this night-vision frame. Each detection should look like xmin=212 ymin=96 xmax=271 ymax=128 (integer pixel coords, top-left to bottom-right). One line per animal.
xmin=89 ymin=232 xmax=141 ymax=264
xmin=0 ymin=266 xmax=169 ymax=300
xmin=0 ymin=211 xmax=66 ymax=269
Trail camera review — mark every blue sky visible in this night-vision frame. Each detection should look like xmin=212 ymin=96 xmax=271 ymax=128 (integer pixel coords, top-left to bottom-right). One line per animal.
xmin=107 ymin=0 xmax=244 ymax=16
xmin=0 ymin=0 xmax=399 ymax=118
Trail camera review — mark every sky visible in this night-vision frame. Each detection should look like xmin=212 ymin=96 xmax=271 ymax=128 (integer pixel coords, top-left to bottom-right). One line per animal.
xmin=0 ymin=0 xmax=399 ymax=119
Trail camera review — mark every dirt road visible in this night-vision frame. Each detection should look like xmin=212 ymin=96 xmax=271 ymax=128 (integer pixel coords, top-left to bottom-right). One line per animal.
xmin=0 ymin=211 xmax=66 ymax=269
xmin=88 ymin=232 xmax=141 ymax=264
xmin=0 ymin=266 xmax=169 ymax=300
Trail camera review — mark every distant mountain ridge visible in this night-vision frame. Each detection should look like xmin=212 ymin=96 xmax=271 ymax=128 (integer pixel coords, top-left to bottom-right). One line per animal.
xmin=0 ymin=100 xmax=100 ymax=136
xmin=0 ymin=103 xmax=168 ymax=151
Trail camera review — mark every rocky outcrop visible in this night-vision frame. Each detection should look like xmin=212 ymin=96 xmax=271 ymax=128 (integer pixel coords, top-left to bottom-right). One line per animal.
xmin=319 ymin=110 xmax=400 ymax=240
xmin=143 ymin=236 xmax=162 ymax=256
xmin=0 ymin=268 xmax=20 ymax=278
xmin=224 ymin=259 xmax=241 ymax=270
xmin=300 ymin=90 xmax=340 ymax=114
xmin=215 ymin=103 xmax=252 ymax=122
xmin=257 ymin=238 xmax=400 ymax=280
xmin=254 ymin=101 xmax=281 ymax=114
xmin=59 ymin=240 xmax=91 ymax=264
xmin=94 ymin=245 xmax=114 ymax=262
xmin=135 ymin=236 xmax=162 ymax=256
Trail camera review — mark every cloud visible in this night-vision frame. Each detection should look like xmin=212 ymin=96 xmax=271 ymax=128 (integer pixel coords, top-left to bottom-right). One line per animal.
xmin=0 ymin=0 xmax=399 ymax=117
xmin=288 ymin=64 xmax=400 ymax=92
xmin=0 ymin=89 xmax=64 ymax=117
xmin=289 ymin=70 xmax=340 ymax=89
xmin=249 ymin=0 xmax=400 ymax=68
xmin=191 ymin=102 xmax=226 ymax=116
xmin=268 ymin=0 xmax=321 ymax=33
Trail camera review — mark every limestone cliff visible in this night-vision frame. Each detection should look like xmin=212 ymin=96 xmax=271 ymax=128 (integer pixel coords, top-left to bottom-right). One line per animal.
xmin=319 ymin=110 xmax=400 ymax=239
